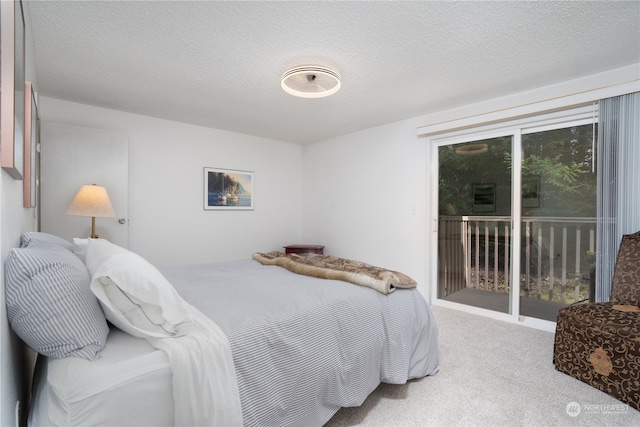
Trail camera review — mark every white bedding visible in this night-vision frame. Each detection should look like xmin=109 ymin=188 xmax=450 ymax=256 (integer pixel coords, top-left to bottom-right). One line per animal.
xmin=146 ymin=302 xmax=243 ymax=426
xmin=30 ymin=329 xmax=174 ymax=426
xmin=30 ymin=258 xmax=439 ymax=427
xmin=83 ymin=238 xmax=242 ymax=426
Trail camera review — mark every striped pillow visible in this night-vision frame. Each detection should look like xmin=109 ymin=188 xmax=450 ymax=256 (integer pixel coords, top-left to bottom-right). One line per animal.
xmin=20 ymin=231 xmax=73 ymax=251
xmin=4 ymin=245 xmax=109 ymax=360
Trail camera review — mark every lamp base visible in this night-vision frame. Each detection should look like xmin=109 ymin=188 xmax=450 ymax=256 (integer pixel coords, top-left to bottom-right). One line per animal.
xmin=90 ymin=216 xmax=99 ymax=239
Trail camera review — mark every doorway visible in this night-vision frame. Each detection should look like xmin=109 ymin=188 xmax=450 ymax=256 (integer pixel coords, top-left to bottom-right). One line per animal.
xmin=40 ymin=121 xmax=129 ymax=247
xmin=434 ymin=112 xmax=597 ymax=323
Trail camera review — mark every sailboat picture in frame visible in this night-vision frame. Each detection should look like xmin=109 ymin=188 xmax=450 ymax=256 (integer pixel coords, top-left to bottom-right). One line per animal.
xmin=204 ymin=167 xmax=254 ymax=210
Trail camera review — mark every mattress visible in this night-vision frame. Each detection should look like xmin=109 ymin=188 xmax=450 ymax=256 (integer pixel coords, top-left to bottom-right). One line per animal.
xmin=30 ymin=329 xmax=173 ymax=426
xmin=30 ymin=259 xmax=439 ymax=426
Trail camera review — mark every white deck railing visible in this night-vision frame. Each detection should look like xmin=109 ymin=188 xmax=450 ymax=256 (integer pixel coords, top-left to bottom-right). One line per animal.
xmin=439 ymin=216 xmax=596 ymax=304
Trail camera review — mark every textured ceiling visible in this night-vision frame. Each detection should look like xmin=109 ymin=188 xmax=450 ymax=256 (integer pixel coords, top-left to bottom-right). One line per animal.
xmin=27 ymin=1 xmax=640 ymax=144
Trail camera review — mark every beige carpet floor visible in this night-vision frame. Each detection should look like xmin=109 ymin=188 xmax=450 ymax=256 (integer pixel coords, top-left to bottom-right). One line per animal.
xmin=325 ymin=305 xmax=640 ymax=426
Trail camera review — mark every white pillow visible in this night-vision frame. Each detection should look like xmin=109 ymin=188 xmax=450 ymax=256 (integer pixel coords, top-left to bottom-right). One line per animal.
xmin=83 ymin=239 xmax=192 ymax=338
xmin=72 ymin=237 xmax=89 ymax=262
xmin=80 ymin=238 xmax=126 ymax=276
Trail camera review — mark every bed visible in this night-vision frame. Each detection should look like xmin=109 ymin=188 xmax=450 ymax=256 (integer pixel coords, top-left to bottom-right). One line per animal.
xmin=5 ymin=232 xmax=439 ymax=427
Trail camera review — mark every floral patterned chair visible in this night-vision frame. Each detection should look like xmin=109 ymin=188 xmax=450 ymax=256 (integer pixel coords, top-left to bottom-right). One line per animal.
xmin=553 ymin=230 xmax=640 ymax=410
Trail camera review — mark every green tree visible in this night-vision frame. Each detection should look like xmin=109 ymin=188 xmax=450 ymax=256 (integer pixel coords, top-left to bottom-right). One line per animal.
xmin=439 ymin=124 xmax=596 ymax=217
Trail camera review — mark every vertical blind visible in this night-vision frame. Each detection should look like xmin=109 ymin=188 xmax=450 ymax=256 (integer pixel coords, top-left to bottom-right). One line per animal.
xmin=595 ymin=91 xmax=640 ymax=301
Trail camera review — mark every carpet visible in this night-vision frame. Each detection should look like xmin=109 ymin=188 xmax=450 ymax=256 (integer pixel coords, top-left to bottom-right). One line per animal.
xmin=325 ymin=305 xmax=640 ymax=426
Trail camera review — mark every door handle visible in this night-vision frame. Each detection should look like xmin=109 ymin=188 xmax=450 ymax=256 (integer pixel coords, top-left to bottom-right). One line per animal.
xmin=118 ymin=218 xmax=126 ymax=225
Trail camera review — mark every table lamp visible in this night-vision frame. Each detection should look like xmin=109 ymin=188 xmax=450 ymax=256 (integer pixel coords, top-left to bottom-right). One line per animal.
xmin=66 ymin=184 xmax=116 ymax=238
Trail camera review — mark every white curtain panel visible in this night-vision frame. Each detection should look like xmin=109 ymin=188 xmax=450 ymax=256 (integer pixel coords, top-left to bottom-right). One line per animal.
xmin=596 ymin=91 xmax=640 ymax=301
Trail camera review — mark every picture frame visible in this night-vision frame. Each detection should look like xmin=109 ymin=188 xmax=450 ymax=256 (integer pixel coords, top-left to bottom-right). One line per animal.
xmin=522 ymin=175 xmax=541 ymax=208
xmin=472 ymin=183 xmax=496 ymax=213
xmin=24 ymin=82 xmax=38 ymax=207
xmin=204 ymin=167 xmax=254 ymax=210
xmin=1 ymin=0 xmax=26 ymax=180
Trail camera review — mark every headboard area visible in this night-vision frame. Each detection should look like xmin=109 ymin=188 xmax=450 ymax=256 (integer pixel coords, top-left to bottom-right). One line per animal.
xmin=1 ymin=287 xmax=35 ymax=427
xmin=1 ymin=232 xmax=36 ymax=427
xmin=0 ymin=314 xmax=34 ymax=427
xmin=0 ymin=171 xmax=41 ymax=427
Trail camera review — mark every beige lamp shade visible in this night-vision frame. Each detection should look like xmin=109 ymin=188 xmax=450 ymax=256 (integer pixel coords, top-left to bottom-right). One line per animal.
xmin=66 ymin=184 xmax=116 ymax=238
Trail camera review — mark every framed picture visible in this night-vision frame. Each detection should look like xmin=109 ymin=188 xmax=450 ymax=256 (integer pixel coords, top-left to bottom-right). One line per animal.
xmin=204 ymin=167 xmax=254 ymax=210
xmin=1 ymin=0 xmax=26 ymax=180
xmin=522 ymin=175 xmax=541 ymax=208
xmin=472 ymin=183 xmax=496 ymax=213
xmin=24 ymin=82 xmax=38 ymax=207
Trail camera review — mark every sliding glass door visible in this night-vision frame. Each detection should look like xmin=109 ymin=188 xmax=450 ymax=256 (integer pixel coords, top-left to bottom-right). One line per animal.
xmin=519 ymin=124 xmax=597 ymax=320
xmin=435 ymin=110 xmax=597 ymax=323
xmin=438 ymin=136 xmax=513 ymax=314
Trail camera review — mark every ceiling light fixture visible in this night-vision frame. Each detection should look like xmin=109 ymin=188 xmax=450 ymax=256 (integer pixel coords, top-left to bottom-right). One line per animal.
xmin=281 ymin=66 xmax=341 ymax=98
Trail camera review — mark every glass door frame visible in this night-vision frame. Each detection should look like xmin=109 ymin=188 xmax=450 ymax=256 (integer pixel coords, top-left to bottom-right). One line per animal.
xmin=428 ymin=105 xmax=598 ymax=332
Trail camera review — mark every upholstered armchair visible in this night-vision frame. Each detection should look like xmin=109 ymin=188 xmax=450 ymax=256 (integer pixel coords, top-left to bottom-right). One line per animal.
xmin=553 ymin=230 xmax=640 ymax=410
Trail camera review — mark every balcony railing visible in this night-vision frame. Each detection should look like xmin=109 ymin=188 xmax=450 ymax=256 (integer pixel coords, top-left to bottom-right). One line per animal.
xmin=438 ymin=216 xmax=596 ymax=304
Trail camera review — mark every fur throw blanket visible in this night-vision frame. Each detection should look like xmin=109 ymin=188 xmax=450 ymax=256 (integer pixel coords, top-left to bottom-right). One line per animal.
xmin=252 ymin=251 xmax=416 ymax=294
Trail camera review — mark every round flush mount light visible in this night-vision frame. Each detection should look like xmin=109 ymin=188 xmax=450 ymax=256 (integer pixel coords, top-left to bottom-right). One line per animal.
xmin=455 ymin=143 xmax=488 ymax=155
xmin=281 ymin=66 xmax=341 ymax=98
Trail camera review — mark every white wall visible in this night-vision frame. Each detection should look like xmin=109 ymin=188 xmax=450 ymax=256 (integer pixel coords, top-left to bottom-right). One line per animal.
xmin=38 ymin=98 xmax=303 ymax=268
xmin=301 ymin=64 xmax=639 ymax=303
xmin=302 ymin=118 xmax=429 ymax=295
xmin=1 ymin=2 xmax=39 ymax=425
